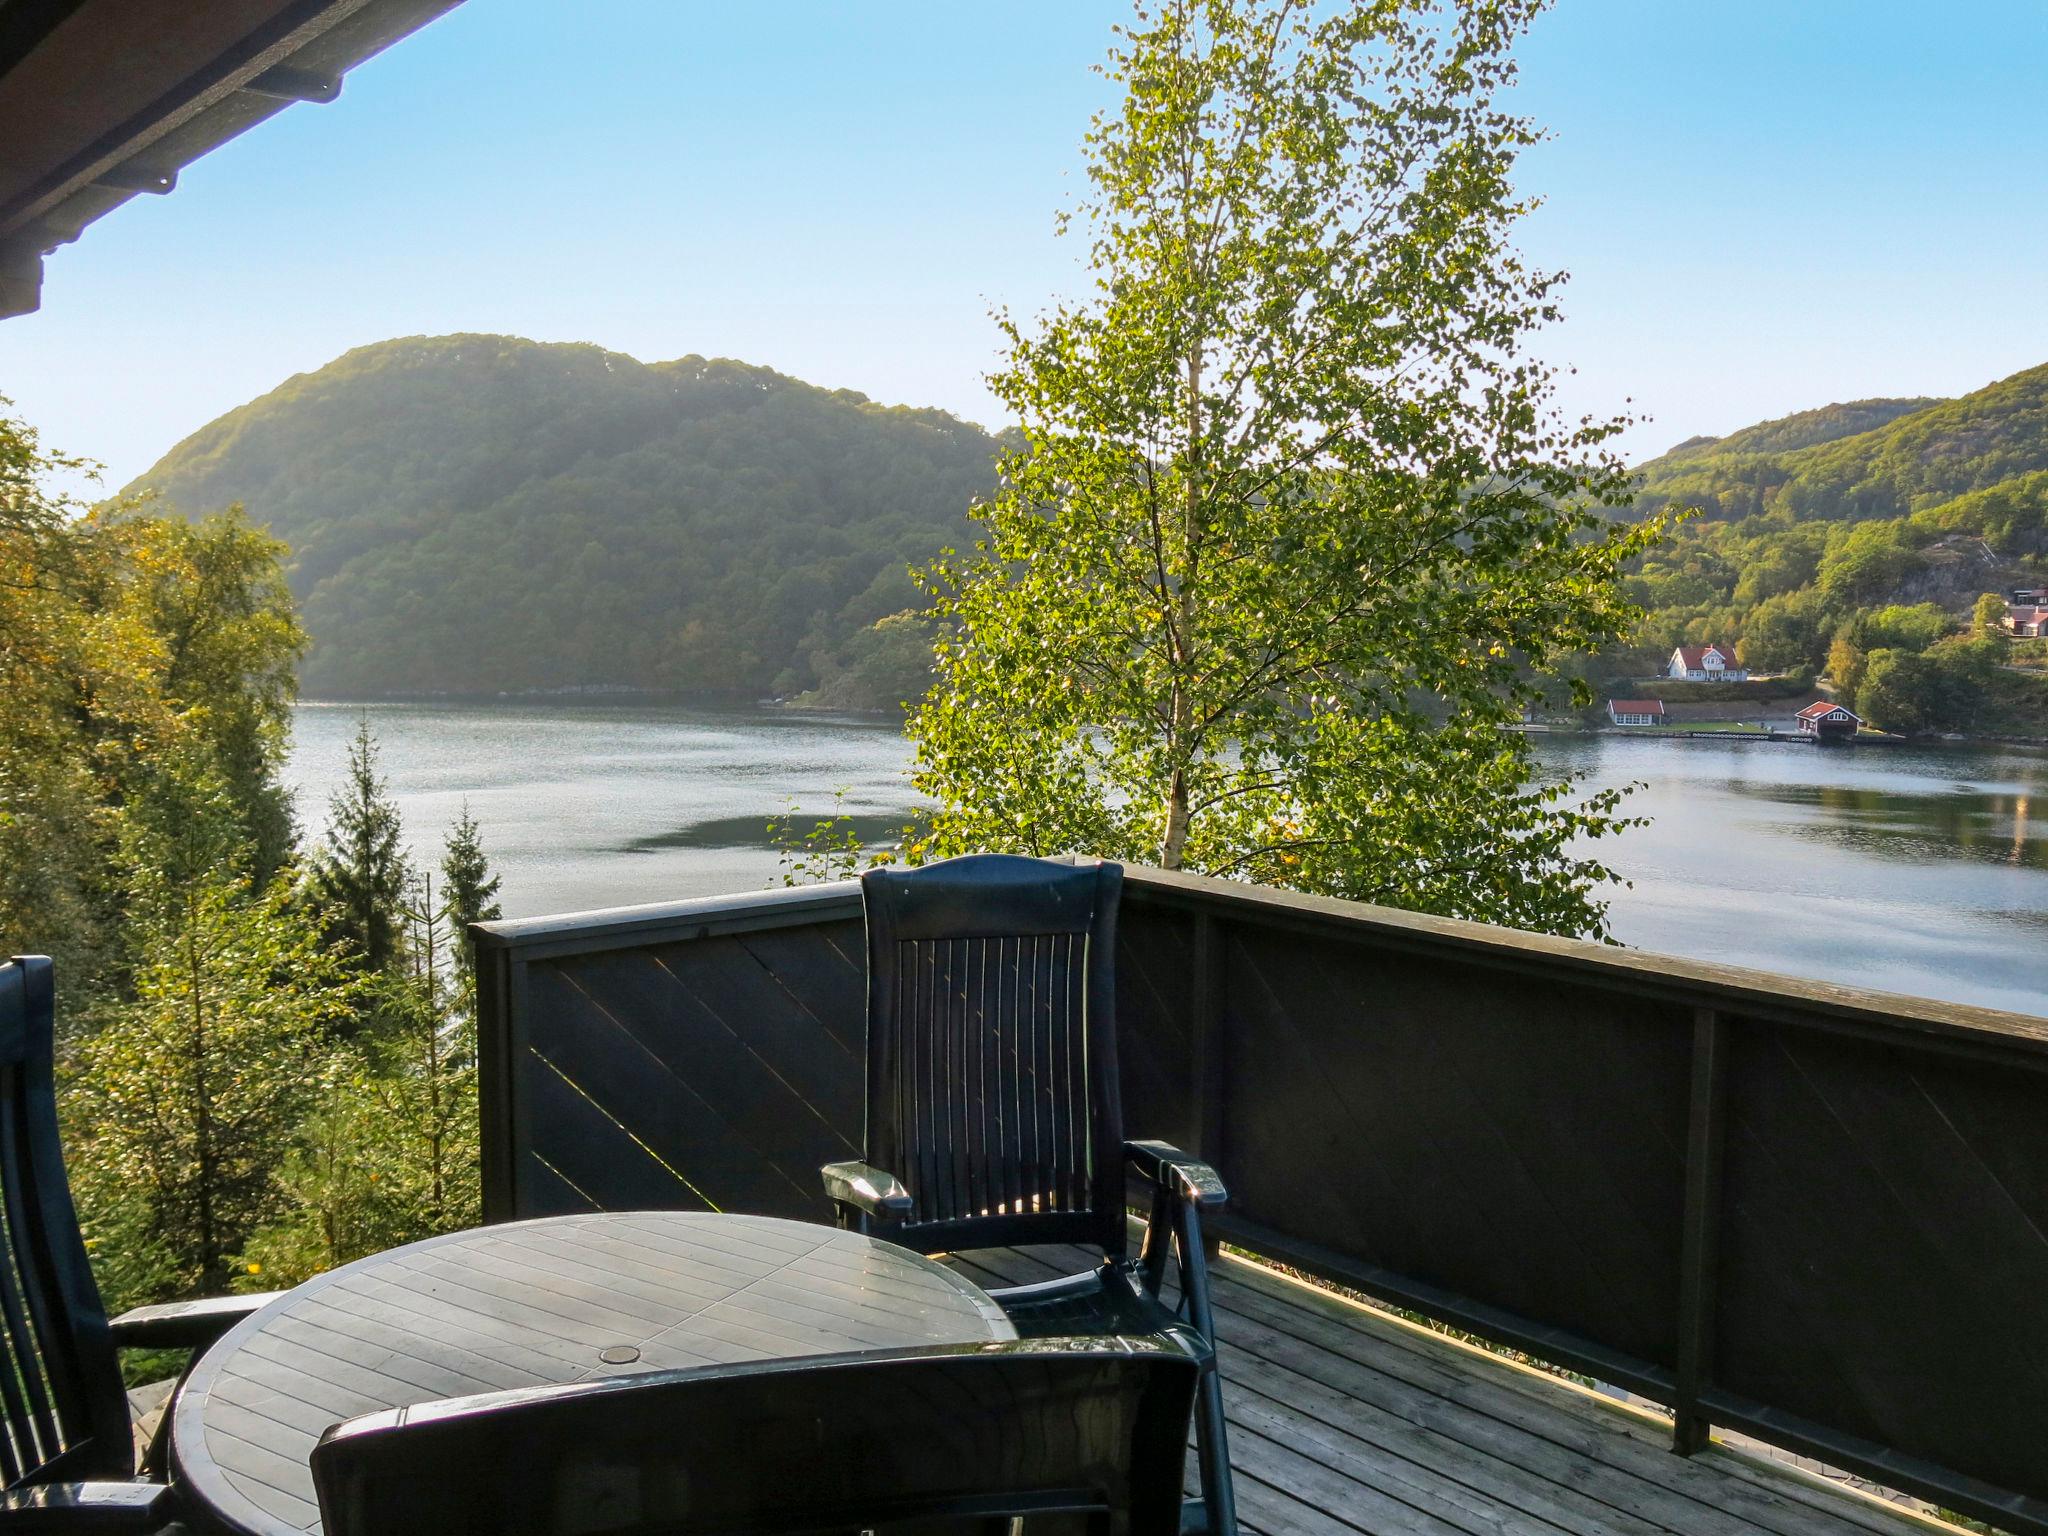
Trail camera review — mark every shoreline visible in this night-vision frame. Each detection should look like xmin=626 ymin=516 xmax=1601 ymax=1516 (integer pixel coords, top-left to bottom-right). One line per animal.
xmin=298 ymin=696 xmax=2047 ymax=747
xmin=1515 ymin=724 xmax=2048 ymax=749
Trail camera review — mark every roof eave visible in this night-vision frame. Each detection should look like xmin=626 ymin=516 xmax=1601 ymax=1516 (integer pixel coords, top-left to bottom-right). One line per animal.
xmin=0 ymin=0 xmax=464 ymax=319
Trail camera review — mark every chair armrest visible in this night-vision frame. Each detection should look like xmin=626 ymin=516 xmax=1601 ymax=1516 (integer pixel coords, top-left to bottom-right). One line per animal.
xmin=0 ymin=1482 xmax=173 ymax=1531
xmin=1124 ymin=1140 xmax=1227 ymax=1211
xmin=110 ymin=1291 xmax=282 ymax=1350
xmin=820 ymin=1160 xmax=913 ymax=1220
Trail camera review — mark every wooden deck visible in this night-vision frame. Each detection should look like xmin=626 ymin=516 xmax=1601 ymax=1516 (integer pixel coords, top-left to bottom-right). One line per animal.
xmin=950 ymin=1244 xmax=1951 ymax=1536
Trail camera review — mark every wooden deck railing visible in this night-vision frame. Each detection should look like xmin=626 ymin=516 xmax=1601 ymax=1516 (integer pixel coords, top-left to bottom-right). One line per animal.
xmin=473 ymin=866 xmax=2048 ymax=1535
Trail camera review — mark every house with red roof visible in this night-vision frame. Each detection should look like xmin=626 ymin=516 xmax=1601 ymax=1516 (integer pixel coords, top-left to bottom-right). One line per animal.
xmin=1606 ymin=699 xmax=1665 ymax=726
xmin=1667 ymin=643 xmax=1747 ymax=682
xmin=2002 ymin=604 xmax=2048 ymax=638
xmin=1796 ymin=701 xmax=1861 ymax=740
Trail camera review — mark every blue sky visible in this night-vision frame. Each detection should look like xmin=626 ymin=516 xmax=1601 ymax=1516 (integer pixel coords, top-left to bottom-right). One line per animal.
xmin=4 ymin=1 xmax=2046 ymax=492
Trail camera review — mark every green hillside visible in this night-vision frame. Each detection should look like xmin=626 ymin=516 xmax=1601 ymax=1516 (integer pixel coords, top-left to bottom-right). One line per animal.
xmin=1646 ymin=397 xmax=1941 ymax=467
xmin=1609 ymin=364 xmax=2048 ymax=736
xmin=123 ymin=335 xmax=1002 ymax=698
xmin=1634 ymin=364 xmax=2048 ymax=524
xmin=125 ymin=337 xmax=2048 ymax=734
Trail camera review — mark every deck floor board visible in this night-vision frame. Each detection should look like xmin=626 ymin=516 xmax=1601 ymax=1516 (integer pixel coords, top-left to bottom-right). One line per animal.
xmin=948 ymin=1244 xmax=1950 ymax=1536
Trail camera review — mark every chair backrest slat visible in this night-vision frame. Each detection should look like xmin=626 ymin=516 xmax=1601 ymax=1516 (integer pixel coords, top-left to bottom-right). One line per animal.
xmin=0 ymin=958 xmax=128 ymax=1488
xmin=0 ymin=1109 xmax=65 ymax=1471
xmin=314 ymin=1335 xmax=1200 ymax=1536
xmin=863 ymin=857 xmax=1125 ymax=1256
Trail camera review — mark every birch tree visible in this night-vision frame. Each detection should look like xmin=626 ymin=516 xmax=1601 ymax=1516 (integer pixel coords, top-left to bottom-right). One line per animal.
xmin=907 ymin=0 xmax=1664 ymax=937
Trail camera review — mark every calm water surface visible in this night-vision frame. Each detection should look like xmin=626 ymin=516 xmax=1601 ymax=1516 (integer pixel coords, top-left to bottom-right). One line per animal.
xmin=285 ymin=703 xmax=2048 ymax=1018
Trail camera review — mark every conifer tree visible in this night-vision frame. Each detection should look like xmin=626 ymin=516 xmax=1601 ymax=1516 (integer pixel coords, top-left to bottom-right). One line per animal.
xmin=440 ymin=803 xmax=502 ymax=1002
xmin=73 ymin=757 xmax=360 ymax=1297
xmin=391 ymin=872 xmax=479 ymax=1234
xmin=309 ymin=719 xmax=410 ymax=974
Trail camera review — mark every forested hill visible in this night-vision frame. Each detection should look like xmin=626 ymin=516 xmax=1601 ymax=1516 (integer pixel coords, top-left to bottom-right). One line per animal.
xmin=1645 ymin=397 xmax=1940 ymax=467
xmin=1633 ymin=364 xmax=2048 ymax=524
xmin=1613 ymin=361 xmax=2048 ymax=735
xmin=122 ymin=335 xmax=1003 ymax=697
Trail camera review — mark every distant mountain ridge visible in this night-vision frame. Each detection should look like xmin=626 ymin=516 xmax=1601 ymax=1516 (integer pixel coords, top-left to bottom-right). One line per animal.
xmin=1633 ymin=363 xmax=2048 ymax=525
xmin=1644 ymin=397 xmax=1942 ymax=467
xmin=124 ymin=335 xmax=1003 ymax=698
xmin=125 ymin=339 xmax=2048 ymax=705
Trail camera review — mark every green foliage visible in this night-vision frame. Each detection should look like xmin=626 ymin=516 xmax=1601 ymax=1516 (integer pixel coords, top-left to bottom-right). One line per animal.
xmin=1979 ymin=666 xmax=2048 ymax=733
xmin=69 ymin=863 xmax=362 ymax=1295
xmin=1860 ymin=602 xmax=1949 ymax=653
xmin=1650 ymin=399 xmax=1941 ymax=467
xmin=1633 ymin=365 xmax=2048 ymax=528
xmin=233 ymin=1086 xmax=394 ymax=1289
xmin=793 ymin=612 xmax=937 ymax=713
xmin=1815 ymin=520 xmax=1924 ymax=609
xmin=307 ymin=720 xmax=409 ymax=975
xmin=122 ymin=336 xmax=1004 ymax=699
xmin=1910 ymin=470 xmax=2048 ymax=556
xmin=123 ymin=508 xmax=305 ymax=880
xmin=768 ymin=791 xmax=882 ymax=886
xmin=1636 ymin=675 xmax=1814 ymax=703
xmin=1856 ymin=648 xmax=1937 ymax=734
xmin=1827 ymin=628 xmax=1868 ymax=698
xmin=1609 ymin=364 xmax=2048 ymax=701
xmin=1615 ymin=372 xmax=2048 ymax=731
xmin=1855 ymin=634 xmax=2002 ymax=735
xmin=1973 ymin=591 xmax=2009 ymax=636
xmin=243 ymin=874 xmax=482 ymax=1285
xmin=1735 ymin=590 xmax=1824 ymax=673
xmin=2 ymin=409 xmax=307 ymax=997
xmin=1731 ymin=540 xmax=1820 ymax=606
xmin=441 ymin=803 xmax=502 ymax=1004
xmin=4 ymin=403 xmax=496 ymax=1316
xmin=906 ymin=0 xmax=1662 ymax=939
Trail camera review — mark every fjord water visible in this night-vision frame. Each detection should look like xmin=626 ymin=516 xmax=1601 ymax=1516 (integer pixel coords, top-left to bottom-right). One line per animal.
xmin=286 ymin=702 xmax=2048 ymax=1018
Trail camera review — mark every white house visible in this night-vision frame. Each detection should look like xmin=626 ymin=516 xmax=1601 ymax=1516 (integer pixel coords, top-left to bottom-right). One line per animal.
xmin=1668 ymin=643 xmax=1748 ymax=682
xmin=1607 ymin=699 xmax=1666 ymax=726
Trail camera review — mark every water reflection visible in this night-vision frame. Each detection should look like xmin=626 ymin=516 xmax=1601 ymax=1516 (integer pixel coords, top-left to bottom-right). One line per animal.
xmin=1535 ymin=735 xmax=2048 ymax=1016
xmin=1727 ymin=781 xmax=2046 ymax=869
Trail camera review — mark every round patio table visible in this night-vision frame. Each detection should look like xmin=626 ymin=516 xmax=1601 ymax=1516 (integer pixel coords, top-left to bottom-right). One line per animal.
xmin=169 ymin=1211 xmax=1016 ymax=1536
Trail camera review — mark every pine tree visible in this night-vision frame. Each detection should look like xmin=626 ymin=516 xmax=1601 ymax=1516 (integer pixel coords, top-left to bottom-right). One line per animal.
xmin=399 ymin=872 xmax=479 ymax=1234
xmin=309 ymin=719 xmax=410 ymax=974
xmin=440 ymin=803 xmax=502 ymax=1002
xmin=73 ymin=863 xmax=360 ymax=1297
xmin=239 ymin=870 xmax=483 ymax=1286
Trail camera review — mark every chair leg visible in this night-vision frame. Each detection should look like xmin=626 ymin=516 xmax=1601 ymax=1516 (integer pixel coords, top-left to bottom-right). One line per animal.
xmin=1171 ymin=1199 xmax=1235 ymax=1536
xmin=1189 ymin=1357 xmax=1236 ymax=1536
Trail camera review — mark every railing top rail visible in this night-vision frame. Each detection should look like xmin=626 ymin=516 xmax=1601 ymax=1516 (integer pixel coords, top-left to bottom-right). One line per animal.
xmin=475 ymin=861 xmax=2048 ymax=1056
xmin=1117 ymin=865 xmax=2048 ymax=1056
xmin=471 ymin=880 xmax=862 ymax=960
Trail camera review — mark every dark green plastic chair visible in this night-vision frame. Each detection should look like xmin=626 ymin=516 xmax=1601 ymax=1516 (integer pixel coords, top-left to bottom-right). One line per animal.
xmin=0 ymin=957 xmax=280 ymax=1532
xmin=313 ymin=1335 xmax=1201 ymax=1536
xmin=822 ymin=855 xmax=1235 ymax=1536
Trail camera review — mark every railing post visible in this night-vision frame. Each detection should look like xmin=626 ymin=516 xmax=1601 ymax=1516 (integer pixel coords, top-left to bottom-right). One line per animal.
xmin=1674 ymin=1004 xmax=1728 ymax=1454
xmin=1189 ymin=910 xmax=1228 ymax=1259
xmin=474 ymin=938 xmax=523 ymax=1224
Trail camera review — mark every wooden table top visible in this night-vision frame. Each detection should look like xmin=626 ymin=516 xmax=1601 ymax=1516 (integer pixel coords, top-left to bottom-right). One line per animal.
xmin=169 ymin=1212 xmax=1016 ymax=1536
